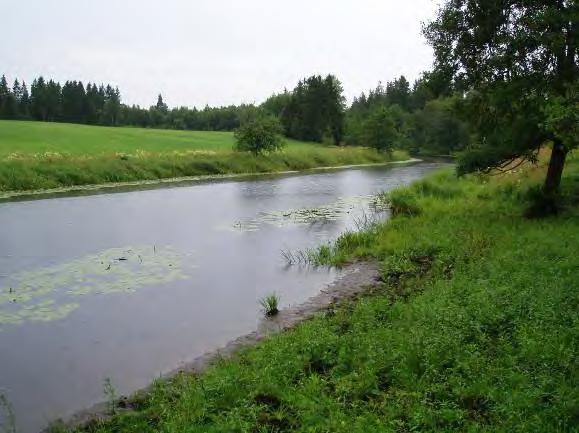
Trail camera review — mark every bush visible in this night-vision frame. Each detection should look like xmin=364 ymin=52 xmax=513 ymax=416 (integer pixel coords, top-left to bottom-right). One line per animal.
xmin=234 ymin=114 xmax=285 ymax=156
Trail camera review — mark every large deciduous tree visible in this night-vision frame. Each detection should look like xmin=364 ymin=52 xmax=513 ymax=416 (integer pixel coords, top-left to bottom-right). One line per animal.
xmin=425 ymin=0 xmax=578 ymax=194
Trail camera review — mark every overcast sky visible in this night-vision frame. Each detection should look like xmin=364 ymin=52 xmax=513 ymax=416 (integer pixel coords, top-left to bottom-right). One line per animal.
xmin=1 ymin=0 xmax=439 ymax=108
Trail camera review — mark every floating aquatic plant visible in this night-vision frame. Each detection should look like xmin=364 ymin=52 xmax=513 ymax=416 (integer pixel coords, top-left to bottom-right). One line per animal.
xmin=0 ymin=301 xmax=79 ymax=327
xmin=231 ymin=194 xmax=389 ymax=232
xmin=0 ymin=245 xmax=192 ymax=329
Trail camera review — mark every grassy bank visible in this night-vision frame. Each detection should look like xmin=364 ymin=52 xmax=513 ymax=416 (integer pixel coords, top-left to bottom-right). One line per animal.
xmin=0 ymin=120 xmax=406 ymax=193
xmin=49 ymin=152 xmax=579 ymax=432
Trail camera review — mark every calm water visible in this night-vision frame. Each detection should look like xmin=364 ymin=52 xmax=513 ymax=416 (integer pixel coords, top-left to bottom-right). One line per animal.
xmin=0 ymin=162 xmax=443 ymax=432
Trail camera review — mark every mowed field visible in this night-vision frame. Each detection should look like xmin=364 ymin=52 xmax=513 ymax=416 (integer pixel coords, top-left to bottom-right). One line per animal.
xmin=0 ymin=120 xmax=406 ymax=194
xmin=0 ymin=120 xmax=306 ymax=156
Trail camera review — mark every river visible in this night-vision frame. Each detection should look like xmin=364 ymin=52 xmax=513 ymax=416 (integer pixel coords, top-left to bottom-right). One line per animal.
xmin=0 ymin=162 xmax=444 ymax=432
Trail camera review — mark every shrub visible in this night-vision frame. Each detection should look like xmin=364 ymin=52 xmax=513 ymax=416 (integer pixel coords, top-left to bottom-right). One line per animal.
xmin=234 ymin=114 xmax=285 ymax=156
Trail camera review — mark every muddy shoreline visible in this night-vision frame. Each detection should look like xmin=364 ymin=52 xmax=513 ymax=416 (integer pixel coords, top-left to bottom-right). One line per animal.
xmin=53 ymin=261 xmax=381 ymax=431
xmin=1 ymin=159 xmax=421 ymax=203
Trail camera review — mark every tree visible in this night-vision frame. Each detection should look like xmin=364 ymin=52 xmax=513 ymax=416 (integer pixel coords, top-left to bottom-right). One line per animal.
xmin=0 ymin=75 xmax=10 ymax=117
xmin=386 ymin=76 xmax=411 ymax=110
xmin=31 ymin=77 xmax=47 ymax=120
xmin=62 ymin=81 xmax=86 ymax=123
xmin=425 ymin=0 xmax=578 ymax=194
xmin=19 ymin=81 xmax=30 ymax=118
xmin=362 ymin=106 xmax=398 ymax=153
xmin=325 ymin=75 xmax=346 ymax=145
xmin=409 ymin=74 xmax=444 ymax=111
xmin=261 ymin=91 xmax=291 ymax=118
xmin=84 ymin=83 xmax=99 ymax=124
xmin=410 ymin=97 xmax=469 ymax=155
xmin=281 ymin=74 xmax=346 ymax=145
xmin=156 ymin=94 xmax=168 ymax=113
xmin=102 ymin=85 xmax=121 ymax=125
xmin=44 ymin=79 xmax=61 ymax=121
xmin=234 ymin=112 xmax=285 ymax=156
xmin=12 ymin=79 xmax=21 ymax=102
xmin=1 ymin=78 xmax=18 ymax=118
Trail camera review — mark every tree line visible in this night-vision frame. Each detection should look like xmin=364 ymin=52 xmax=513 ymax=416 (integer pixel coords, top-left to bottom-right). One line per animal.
xmin=260 ymin=72 xmax=465 ymax=156
xmin=0 ymin=70 xmax=464 ymax=156
xmin=0 ymin=75 xmax=257 ymax=131
xmin=0 ymin=76 xmax=124 ymax=125
xmin=341 ymin=73 xmax=468 ymax=156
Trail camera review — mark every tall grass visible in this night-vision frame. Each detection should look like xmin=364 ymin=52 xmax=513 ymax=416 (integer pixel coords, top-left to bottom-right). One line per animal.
xmin=259 ymin=294 xmax=280 ymax=317
xmin=103 ymin=378 xmax=117 ymax=416
xmin=50 ymin=153 xmax=578 ymax=433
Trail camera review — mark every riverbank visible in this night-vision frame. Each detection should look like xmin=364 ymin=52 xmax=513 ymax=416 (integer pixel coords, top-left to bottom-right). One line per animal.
xmin=0 ymin=158 xmax=419 ymax=202
xmin=59 ymin=262 xmax=382 ymax=430
xmin=0 ymin=120 xmax=407 ymax=194
xmin=52 ymin=153 xmax=578 ymax=432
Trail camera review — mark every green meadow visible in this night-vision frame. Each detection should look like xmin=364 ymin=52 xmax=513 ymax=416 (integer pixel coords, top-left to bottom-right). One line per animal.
xmin=0 ymin=120 xmax=238 ymax=156
xmin=54 ymin=152 xmax=578 ymax=433
xmin=0 ymin=120 xmax=407 ymax=194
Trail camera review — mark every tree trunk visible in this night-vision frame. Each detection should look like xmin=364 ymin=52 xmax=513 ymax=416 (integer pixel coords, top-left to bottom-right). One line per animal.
xmin=544 ymin=140 xmax=567 ymax=195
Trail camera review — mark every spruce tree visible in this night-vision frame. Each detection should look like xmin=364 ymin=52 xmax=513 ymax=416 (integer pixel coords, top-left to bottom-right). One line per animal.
xmin=0 ymin=75 xmax=9 ymax=117
xmin=20 ymin=81 xmax=30 ymax=118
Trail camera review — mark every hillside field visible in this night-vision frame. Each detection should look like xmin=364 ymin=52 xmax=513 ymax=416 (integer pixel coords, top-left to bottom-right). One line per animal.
xmin=1 ymin=120 xmax=278 ymax=156
xmin=0 ymin=120 xmax=407 ymax=194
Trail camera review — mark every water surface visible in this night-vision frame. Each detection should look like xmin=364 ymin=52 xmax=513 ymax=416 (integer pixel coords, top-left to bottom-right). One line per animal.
xmin=0 ymin=162 xmax=444 ymax=432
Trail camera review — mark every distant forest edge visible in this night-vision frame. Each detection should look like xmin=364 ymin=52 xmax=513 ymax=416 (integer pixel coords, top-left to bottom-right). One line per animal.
xmin=0 ymin=71 xmax=465 ymax=156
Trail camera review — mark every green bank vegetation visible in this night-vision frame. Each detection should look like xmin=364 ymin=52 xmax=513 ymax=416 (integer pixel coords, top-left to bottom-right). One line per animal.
xmin=234 ymin=113 xmax=285 ymax=156
xmin=51 ymin=152 xmax=578 ymax=433
xmin=0 ymin=120 xmax=407 ymax=193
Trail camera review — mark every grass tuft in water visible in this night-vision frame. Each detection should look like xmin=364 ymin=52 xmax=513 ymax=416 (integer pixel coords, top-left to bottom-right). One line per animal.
xmin=281 ymin=247 xmax=332 ymax=266
xmin=103 ymin=378 xmax=117 ymax=416
xmin=259 ymin=293 xmax=280 ymax=317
